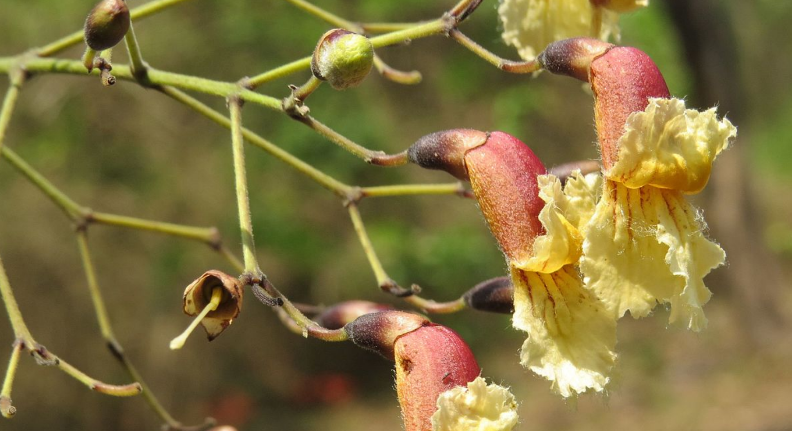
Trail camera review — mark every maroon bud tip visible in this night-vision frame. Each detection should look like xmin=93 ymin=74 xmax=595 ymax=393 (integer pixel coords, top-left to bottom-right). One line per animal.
xmin=463 ymin=276 xmax=514 ymax=314
xmin=344 ymin=311 xmax=430 ymax=360
xmin=407 ymin=129 xmax=489 ymax=180
xmin=537 ymin=37 xmax=614 ymax=82
xmin=314 ymin=301 xmax=394 ymax=330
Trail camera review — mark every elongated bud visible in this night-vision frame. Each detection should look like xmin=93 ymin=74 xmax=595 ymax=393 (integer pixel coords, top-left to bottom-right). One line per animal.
xmin=395 ymin=325 xmax=481 ymax=431
xmin=462 ymin=276 xmax=514 ymax=314
xmin=314 ymin=300 xmax=393 ymax=330
xmin=344 ymin=311 xmax=429 ymax=359
xmin=590 ymin=46 xmax=671 ymax=169
xmin=84 ymin=0 xmax=130 ymax=51
xmin=538 ymin=38 xmax=671 ymax=170
xmin=466 ymin=131 xmax=547 ymax=263
xmin=311 ymin=29 xmax=374 ymax=90
xmin=407 ymin=129 xmax=489 ymax=180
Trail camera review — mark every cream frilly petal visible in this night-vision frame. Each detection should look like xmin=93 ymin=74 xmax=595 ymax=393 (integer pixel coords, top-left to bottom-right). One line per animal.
xmin=512 ymin=265 xmax=616 ymax=397
xmin=432 ymin=377 xmax=519 ymax=431
xmin=606 ymin=98 xmax=736 ymax=194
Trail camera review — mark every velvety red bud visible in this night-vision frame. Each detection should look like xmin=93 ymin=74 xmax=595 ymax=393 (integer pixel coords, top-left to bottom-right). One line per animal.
xmin=537 ymin=37 xmax=613 ymax=82
xmin=344 ymin=311 xmax=430 ymax=360
xmin=407 ymin=129 xmax=489 ymax=180
xmin=314 ymin=300 xmax=393 ymax=330
xmin=590 ymin=46 xmax=671 ymax=169
xmin=465 ymin=131 xmax=547 ymax=263
xmin=395 ymin=325 xmax=481 ymax=431
xmin=84 ymin=0 xmax=130 ymax=51
xmin=462 ymin=276 xmax=514 ymax=314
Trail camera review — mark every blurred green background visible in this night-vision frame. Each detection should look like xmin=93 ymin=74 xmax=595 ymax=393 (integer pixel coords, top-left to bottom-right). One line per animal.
xmin=1 ymin=0 xmax=791 ymax=430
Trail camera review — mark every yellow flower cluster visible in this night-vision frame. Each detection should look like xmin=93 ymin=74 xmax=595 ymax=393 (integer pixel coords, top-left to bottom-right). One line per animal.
xmin=432 ymin=377 xmax=519 ymax=431
xmin=511 ymin=97 xmax=735 ymax=396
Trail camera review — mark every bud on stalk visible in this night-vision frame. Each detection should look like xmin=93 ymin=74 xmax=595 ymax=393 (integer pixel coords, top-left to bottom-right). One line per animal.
xmin=409 ymin=130 xmax=547 ymax=263
xmin=537 ymin=38 xmax=671 ymax=169
xmin=84 ymin=0 xmax=130 ymax=51
xmin=311 ymin=29 xmax=374 ymax=90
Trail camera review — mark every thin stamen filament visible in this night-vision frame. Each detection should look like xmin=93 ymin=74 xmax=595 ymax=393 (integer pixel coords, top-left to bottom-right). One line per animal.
xmin=169 ymin=287 xmax=223 ymax=350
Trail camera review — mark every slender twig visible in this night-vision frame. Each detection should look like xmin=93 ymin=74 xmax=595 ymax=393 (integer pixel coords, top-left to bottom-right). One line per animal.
xmin=0 ymin=256 xmax=34 ymax=342
xmin=361 ymin=22 xmax=425 ymax=33
xmin=89 ymin=212 xmax=218 ymax=245
xmin=160 ymin=86 xmax=352 ymax=197
xmin=0 ymin=72 xmax=25 ymax=159
xmin=37 ymin=0 xmax=196 ymax=57
xmin=246 ymin=58 xmax=312 ymax=89
xmin=229 ymin=96 xmax=262 ymax=276
xmin=360 ymin=182 xmax=470 ymax=199
xmin=296 ymin=115 xmax=409 ymax=166
xmin=76 ymin=232 xmax=199 ymax=429
xmin=256 ymin=281 xmax=348 ymax=342
xmin=448 ymin=29 xmax=541 ymax=73
xmin=284 ymin=0 xmax=360 ymax=31
xmin=372 ymin=57 xmax=422 ymax=85
xmin=0 ymin=341 xmax=22 ymax=418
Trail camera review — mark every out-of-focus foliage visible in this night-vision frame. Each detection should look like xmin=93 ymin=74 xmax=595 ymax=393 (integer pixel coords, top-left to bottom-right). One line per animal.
xmin=0 ymin=0 xmax=791 ymax=430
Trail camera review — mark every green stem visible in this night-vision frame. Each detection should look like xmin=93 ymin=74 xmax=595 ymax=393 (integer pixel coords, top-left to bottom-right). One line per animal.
xmin=361 ymin=22 xmax=424 ymax=33
xmin=360 ymin=182 xmax=469 ymax=199
xmin=369 ymin=19 xmax=447 ymax=49
xmin=372 ymin=56 xmax=422 ymax=85
xmin=228 ymin=97 xmax=260 ymax=275
xmin=54 ymin=355 xmax=142 ymax=396
xmin=1 ymin=146 xmax=90 ymax=219
xmin=284 ymin=0 xmax=362 ymax=32
xmin=246 ymin=58 xmax=313 ymax=89
xmin=160 ymin=86 xmax=351 ymax=197
xmin=448 ymin=29 xmax=541 ymax=73
xmin=257 ymin=282 xmax=347 ymax=342
xmin=89 ymin=212 xmax=217 ymax=245
xmin=0 ymin=73 xmax=25 ymax=158
xmin=298 ymin=116 xmax=409 ymax=166
xmin=347 ymin=204 xmax=393 ymax=288
xmin=37 ymin=0 xmax=195 ymax=57
xmin=0 ymin=255 xmax=34 ymax=342
xmin=76 ymin=231 xmax=188 ymax=428
xmin=0 ymin=342 xmax=22 ymax=418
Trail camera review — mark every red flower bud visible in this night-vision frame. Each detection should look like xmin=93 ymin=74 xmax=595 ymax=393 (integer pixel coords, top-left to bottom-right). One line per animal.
xmin=395 ymin=325 xmax=481 ymax=431
xmin=590 ymin=47 xmax=670 ymax=169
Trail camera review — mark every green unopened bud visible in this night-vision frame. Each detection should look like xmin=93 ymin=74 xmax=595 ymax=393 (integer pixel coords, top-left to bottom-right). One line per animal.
xmin=84 ymin=0 xmax=130 ymax=51
xmin=311 ymin=29 xmax=374 ymax=90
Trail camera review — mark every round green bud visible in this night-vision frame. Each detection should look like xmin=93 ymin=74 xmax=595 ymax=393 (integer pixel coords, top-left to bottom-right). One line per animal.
xmin=84 ymin=0 xmax=130 ymax=51
xmin=311 ymin=29 xmax=374 ymax=90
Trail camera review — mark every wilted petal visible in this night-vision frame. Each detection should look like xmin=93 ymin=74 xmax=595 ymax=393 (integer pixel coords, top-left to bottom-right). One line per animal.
xmin=512 ymin=265 xmax=616 ymax=397
xmin=498 ymin=0 xmax=622 ymax=61
xmin=432 ymin=377 xmax=519 ymax=431
xmin=581 ymin=180 xmax=725 ymax=330
xmin=182 ymin=270 xmax=244 ymax=340
xmin=606 ymin=98 xmax=736 ymax=194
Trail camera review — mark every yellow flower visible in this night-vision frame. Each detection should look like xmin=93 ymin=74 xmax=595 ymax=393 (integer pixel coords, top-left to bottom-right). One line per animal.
xmin=512 ymin=173 xmax=616 ymax=397
xmin=432 ymin=377 xmax=519 ymax=431
xmin=498 ymin=0 xmax=648 ymax=61
xmin=581 ymin=98 xmax=736 ymax=331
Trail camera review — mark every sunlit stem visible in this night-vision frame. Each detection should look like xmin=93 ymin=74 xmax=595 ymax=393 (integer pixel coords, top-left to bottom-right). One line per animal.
xmin=297 ymin=115 xmax=409 ymax=166
xmin=55 ymin=355 xmax=142 ymax=396
xmin=0 ymin=256 xmax=33 ymax=342
xmin=373 ymin=56 xmax=422 ymax=85
xmin=0 ymin=72 xmax=25 ymax=158
xmin=361 ymin=22 xmax=423 ymax=33
xmin=124 ymin=21 xmax=149 ymax=84
xmin=77 ymin=232 xmax=184 ymax=428
xmin=0 ymin=342 xmax=22 ymax=418
xmin=228 ymin=97 xmax=261 ymax=276
xmin=284 ymin=0 xmax=360 ymax=31
xmin=255 ymin=282 xmax=348 ymax=342
xmin=170 ymin=287 xmax=223 ymax=350
xmin=82 ymin=48 xmax=97 ymax=72
xmin=403 ymin=295 xmax=467 ymax=314
xmin=360 ymin=182 xmax=470 ymax=199
xmin=448 ymin=30 xmax=541 ymax=73
xmin=161 ymin=86 xmax=351 ymax=197
xmin=246 ymin=58 xmax=312 ymax=89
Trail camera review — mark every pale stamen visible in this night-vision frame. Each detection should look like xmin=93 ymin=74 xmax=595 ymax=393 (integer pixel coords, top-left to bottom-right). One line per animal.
xmin=169 ymin=287 xmax=223 ymax=350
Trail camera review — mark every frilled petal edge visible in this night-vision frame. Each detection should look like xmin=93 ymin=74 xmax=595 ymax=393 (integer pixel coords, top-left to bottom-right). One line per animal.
xmin=432 ymin=377 xmax=519 ymax=431
xmin=512 ymin=265 xmax=616 ymax=397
